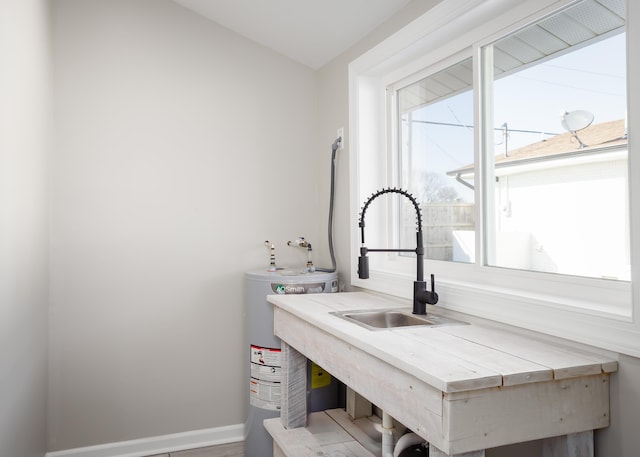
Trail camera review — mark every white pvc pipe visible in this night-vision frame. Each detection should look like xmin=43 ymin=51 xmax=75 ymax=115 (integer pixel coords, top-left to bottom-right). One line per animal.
xmin=382 ymin=411 xmax=393 ymax=429
xmin=381 ymin=411 xmax=394 ymax=457
xmin=393 ymin=432 xmax=426 ymax=457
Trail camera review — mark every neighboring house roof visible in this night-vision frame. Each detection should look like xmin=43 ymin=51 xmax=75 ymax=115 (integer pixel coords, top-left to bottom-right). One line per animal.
xmin=448 ymin=119 xmax=627 ymax=177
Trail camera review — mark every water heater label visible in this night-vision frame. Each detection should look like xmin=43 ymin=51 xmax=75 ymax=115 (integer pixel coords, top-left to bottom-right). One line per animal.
xmin=310 ymin=362 xmax=332 ymax=389
xmin=271 ymin=282 xmax=325 ymax=294
xmin=249 ymin=345 xmax=281 ymax=411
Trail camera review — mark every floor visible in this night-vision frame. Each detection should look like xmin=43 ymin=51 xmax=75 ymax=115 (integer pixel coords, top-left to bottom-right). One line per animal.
xmin=146 ymin=442 xmax=244 ymax=457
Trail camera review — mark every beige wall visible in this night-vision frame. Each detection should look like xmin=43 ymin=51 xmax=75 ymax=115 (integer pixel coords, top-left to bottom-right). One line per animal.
xmin=0 ymin=0 xmax=51 ymax=456
xmin=313 ymin=0 xmax=446 ymax=286
xmin=597 ymin=354 xmax=640 ymax=456
xmin=2 ymin=0 xmax=635 ymax=455
xmin=49 ymin=0 xmax=319 ymax=451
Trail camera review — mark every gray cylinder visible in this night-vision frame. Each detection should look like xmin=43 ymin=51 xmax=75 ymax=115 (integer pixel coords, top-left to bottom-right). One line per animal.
xmin=244 ymin=270 xmax=338 ymax=457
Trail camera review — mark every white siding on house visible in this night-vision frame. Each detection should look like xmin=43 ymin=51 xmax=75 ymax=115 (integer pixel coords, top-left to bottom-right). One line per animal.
xmin=493 ymin=155 xmax=629 ymax=279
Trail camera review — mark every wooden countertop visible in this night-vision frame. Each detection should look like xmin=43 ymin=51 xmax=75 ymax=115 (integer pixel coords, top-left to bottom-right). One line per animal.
xmin=268 ymin=291 xmax=617 ymax=394
xmin=268 ymin=291 xmax=618 ymax=454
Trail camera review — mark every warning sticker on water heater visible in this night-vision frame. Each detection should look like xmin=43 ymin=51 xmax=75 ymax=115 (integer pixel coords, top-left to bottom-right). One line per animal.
xmin=249 ymin=345 xmax=281 ymax=411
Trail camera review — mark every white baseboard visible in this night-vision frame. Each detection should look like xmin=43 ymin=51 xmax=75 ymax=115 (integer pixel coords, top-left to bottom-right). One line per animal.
xmin=45 ymin=423 xmax=245 ymax=457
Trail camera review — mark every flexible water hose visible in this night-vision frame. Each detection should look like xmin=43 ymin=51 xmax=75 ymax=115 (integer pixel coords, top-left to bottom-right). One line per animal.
xmin=316 ymin=137 xmax=341 ymax=273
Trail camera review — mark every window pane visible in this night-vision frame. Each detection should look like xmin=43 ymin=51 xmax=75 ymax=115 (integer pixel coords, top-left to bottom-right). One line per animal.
xmin=485 ymin=0 xmax=629 ymax=280
xmin=397 ymin=58 xmax=475 ymax=262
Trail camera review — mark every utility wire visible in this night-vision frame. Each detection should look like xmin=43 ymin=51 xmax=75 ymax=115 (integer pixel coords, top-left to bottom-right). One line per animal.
xmin=407 ymin=118 xmax=559 ymax=136
xmin=540 ymin=63 xmax=625 ymax=80
xmin=513 ymin=74 xmax=625 ymax=98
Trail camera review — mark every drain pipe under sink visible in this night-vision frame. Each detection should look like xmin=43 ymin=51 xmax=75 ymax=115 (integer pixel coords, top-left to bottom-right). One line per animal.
xmin=393 ymin=432 xmax=426 ymax=457
xmin=380 ymin=411 xmax=425 ymax=457
xmin=379 ymin=411 xmax=428 ymax=456
xmin=381 ymin=411 xmax=394 ymax=457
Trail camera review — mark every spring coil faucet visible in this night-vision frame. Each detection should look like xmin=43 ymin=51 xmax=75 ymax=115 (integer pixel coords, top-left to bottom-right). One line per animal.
xmin=358 ymin=187 xmax=438 ymax=315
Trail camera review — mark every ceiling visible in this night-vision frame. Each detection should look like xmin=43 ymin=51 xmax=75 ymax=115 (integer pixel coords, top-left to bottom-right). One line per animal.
xmin=171 ymin=0 xmax=413 ymax=69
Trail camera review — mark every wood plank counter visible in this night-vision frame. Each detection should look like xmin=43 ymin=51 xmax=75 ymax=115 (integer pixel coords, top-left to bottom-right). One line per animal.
xmin=267 ymin=291 xmax=617 ymax=457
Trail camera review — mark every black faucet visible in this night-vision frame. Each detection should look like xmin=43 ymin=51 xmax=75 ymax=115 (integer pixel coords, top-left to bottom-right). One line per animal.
xmin=357 ymin=187 xmax=438 ymax=315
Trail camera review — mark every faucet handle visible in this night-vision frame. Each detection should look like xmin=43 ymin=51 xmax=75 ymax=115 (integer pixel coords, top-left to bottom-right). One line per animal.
xmin=413 ymin=274 xmax=438 ymax=314
xmin=426 ymin=274 xmax=439 ymax=305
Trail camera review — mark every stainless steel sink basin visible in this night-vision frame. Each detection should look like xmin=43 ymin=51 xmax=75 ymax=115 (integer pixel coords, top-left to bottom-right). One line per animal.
xmin=330 ymin=309 xmax=467 ymax=330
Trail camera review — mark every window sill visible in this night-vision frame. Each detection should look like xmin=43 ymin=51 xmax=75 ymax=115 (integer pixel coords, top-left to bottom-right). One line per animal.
xmin=352 ymin=270 xmax=638 ymax=357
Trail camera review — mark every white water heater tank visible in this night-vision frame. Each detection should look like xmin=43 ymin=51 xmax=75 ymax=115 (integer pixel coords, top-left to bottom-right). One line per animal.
xmin=244 ymin=270 xmax=338 ymax=457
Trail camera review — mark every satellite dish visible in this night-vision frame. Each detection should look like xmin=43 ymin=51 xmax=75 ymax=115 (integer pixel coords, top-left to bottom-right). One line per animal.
xmin=561 ymin=110 xmax=594 ymax=133
xmin=561 ymin=110 xmax=594 ymax=149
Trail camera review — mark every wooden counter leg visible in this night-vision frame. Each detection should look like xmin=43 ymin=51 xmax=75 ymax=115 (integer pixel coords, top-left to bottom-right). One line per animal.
xmin=542 ymin=431 xmax=593 ymax=457
xmin=280 ymin=341 xmax=307 ymax=429
xmin=429 ymin=445 xmax=485 ymax=457
xmin=273 ymin=442 xmax=286 ymax=457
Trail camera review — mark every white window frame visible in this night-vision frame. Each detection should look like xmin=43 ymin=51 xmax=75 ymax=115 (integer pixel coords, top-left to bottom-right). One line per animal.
xmin=349 ymin=0 xmax=640 ymax=357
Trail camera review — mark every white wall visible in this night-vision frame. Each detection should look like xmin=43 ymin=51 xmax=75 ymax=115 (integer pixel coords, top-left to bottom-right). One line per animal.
xmin=35 ymin=0 xmax=640 ymax=455
xmin=315 ymin=1 xmax=640 ymax=456
xmin=50 ymin=0 xmax=318 ymax=451
xmin=314 ymin=0 xmax=445 ymax=297
xmin=0 ymin=0 xmax=51 ymax=456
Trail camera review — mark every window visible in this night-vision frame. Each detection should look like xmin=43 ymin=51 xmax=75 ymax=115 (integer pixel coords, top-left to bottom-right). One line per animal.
xmin=396 ymin=58 xmax=475 ymax=263
xmin=484 ymin=6 xmax=628 ymax=280
xmin=350 ymin=0 xmax=640 ymax=356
